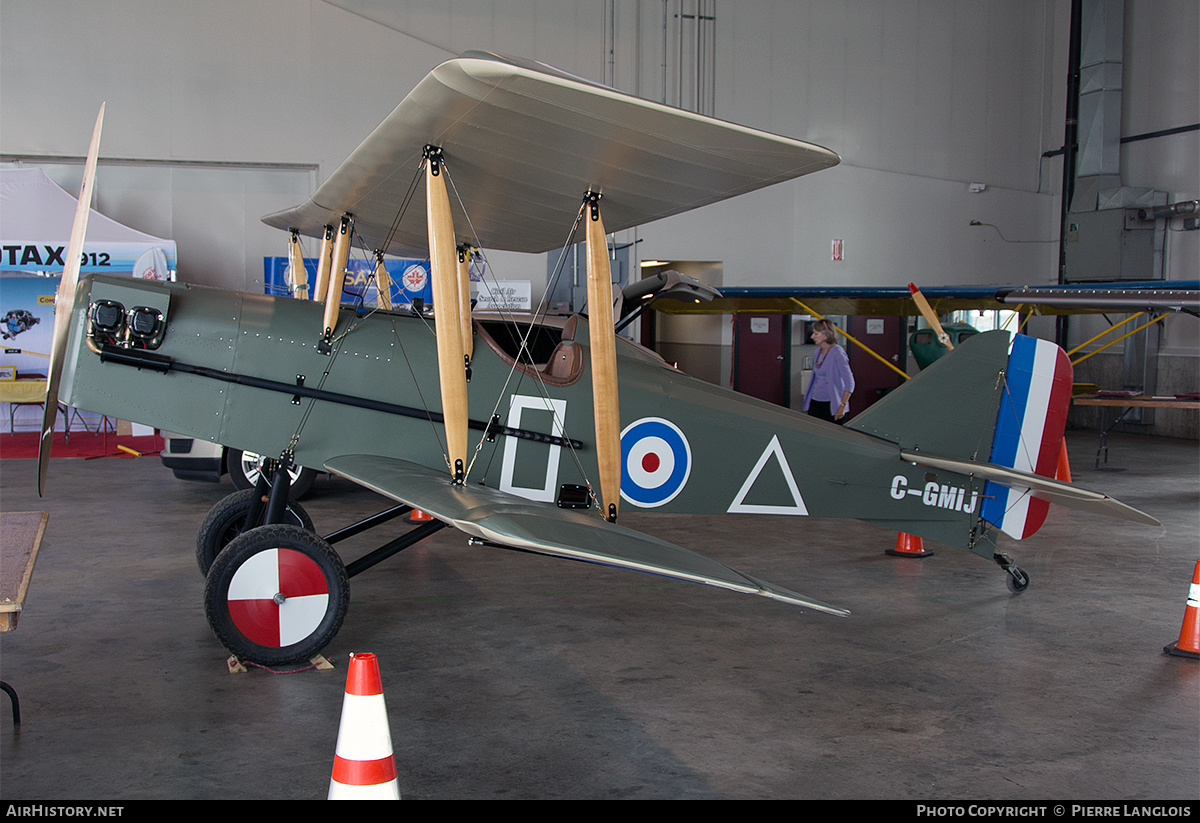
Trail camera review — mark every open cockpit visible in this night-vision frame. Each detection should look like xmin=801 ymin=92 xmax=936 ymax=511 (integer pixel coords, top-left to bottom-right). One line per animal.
xmin=472 ymin=314 xmax=585 ymax=386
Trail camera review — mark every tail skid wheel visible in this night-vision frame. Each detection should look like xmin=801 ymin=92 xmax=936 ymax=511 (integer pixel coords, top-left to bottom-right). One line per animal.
xmin=204 ymin=525 xmax=349 ymax=666
xmin=994 ymin=552 xmax=1030 ymax=594
xmin=196 ymin=489 xmax=314 ymax=575
xmin=1006 ymin=567 xmax=1030 ymax=594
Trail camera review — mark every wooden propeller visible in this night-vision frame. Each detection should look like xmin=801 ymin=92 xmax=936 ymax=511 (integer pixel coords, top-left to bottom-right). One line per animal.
xmin=908 ymin=282 xmax=953 ymax=350
xmin=38 ymin=103 xmax=105 ymax=496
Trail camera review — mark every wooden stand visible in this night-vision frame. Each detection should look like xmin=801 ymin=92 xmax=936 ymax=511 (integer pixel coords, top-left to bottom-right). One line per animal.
xmin=1 ymin=511 xmax=49 ymax=724
xmin=1072 ymin=394 xmax=1200 ymax=468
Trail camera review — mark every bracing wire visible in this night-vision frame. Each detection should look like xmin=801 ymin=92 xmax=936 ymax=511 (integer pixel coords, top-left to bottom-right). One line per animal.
xmin=442 ymin=161 xmax=597 ymax=498
xmin=283 ymin=152 xmax=600 ymax=504
xmin=285 ymin=160 xmax=453 ymax=461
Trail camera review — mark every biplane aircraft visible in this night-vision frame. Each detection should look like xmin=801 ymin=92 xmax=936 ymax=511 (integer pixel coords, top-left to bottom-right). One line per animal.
xmin=647 ymin=281 xmax=1200 ymax=320
xmin=40 ymin=52 xmax=1159 ymax=667
xmin=644 ymin=278 xmax=1200 ymax=378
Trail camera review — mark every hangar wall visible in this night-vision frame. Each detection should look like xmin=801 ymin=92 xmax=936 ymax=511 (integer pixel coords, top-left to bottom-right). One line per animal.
xmin=1 ymin=1 xmax=1195 ymax=361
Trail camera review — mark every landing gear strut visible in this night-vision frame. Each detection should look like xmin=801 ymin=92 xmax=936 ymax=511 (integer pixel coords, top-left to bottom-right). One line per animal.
xmin=199 ymin=453 xmax=447 ymax=665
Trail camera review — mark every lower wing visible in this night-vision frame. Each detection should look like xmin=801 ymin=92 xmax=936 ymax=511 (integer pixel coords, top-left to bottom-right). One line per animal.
xmin=324 ymin=454 xmax=849 ymax=616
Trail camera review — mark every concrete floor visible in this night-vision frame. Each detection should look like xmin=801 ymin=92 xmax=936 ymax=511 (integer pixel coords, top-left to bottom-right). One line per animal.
xmin=0 ymin=430 xmax=1196 ymax=800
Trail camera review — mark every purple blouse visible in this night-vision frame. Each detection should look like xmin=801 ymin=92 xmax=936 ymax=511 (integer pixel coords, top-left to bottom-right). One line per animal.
xmin=802 ymin=344 xmax=855 ymax=412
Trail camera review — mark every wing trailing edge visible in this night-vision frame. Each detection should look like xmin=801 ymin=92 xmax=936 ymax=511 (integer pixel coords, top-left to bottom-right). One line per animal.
xmin=324 ymin=454 xmax=848 ymax=616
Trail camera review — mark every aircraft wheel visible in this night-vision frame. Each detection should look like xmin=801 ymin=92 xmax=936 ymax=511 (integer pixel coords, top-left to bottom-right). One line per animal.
xmin=195 ymin=489 xmax=314 ymax=576
xmin=204 ymin=525 xmax=349 ymax=667
xmin=1006 ymin=567 xmax=1030 ymax=594
xmin=228 ymin=448 xmax=317 ymax=499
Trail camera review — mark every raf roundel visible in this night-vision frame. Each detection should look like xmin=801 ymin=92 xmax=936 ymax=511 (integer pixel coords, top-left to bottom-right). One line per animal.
xmin=620 ymin=417 xmax=692 ymax=508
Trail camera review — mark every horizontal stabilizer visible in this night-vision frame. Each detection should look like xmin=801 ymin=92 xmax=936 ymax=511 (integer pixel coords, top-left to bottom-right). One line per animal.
xmin=325 ymin=454 xmax=848 ymax=616
xmin=901 ymin=451 xmax=1160 ymax=527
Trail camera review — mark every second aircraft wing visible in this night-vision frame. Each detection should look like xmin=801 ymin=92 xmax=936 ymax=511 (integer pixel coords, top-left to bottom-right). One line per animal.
xmin=324 ymin=453 xmax=849 ymax=616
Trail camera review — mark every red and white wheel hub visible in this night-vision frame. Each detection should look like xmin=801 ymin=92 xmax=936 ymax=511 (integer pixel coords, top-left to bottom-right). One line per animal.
xmin=226 ymin=548 xmax=330 ymax=647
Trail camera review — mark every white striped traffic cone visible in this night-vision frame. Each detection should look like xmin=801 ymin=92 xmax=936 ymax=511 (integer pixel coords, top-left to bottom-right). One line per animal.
xmin=328 ymin=652 xmax=401 ymax=799
xmin=1164 ymin=560 xmax=1200 ymax=660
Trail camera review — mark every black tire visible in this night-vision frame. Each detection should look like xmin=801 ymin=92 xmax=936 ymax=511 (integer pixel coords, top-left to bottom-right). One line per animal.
xmin=195 ymin=489 xmax=315 ymax=576
xmin=227 ymin=448 xmax=318 ymax=499
xmin=204 ymin=525 xmax=349 ymax=666
xmin=1006 ymin=567 xmax=1030 ymax=594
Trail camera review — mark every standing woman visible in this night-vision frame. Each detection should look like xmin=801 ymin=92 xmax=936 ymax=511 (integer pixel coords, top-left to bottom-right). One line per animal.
xmin=802 ymin=320 xmax=855 ymax=424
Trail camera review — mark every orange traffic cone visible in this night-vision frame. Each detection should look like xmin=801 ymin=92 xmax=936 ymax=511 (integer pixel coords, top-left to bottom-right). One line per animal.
xmin=408 ymin=509 xmax=434 ymax=523
xmin=1164 ymin=560 xmax=1200 ymax=659
xmin=1056 ymin=440 xmax=1072 ymax=483
xmin=886 ymin=531 xmax=934 ymax=558
xmin=329 ymin=652 xmax=401 ymax=799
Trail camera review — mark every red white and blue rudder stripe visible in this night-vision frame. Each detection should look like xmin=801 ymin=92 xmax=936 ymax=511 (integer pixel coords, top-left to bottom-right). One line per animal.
xmin=980 ymin=334 xmax=1074 ymax=540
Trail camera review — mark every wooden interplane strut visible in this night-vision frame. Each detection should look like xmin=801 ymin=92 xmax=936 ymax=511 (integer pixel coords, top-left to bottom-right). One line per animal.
xmin=584 ymin=192 xmax=621 ymax=522
xmin=425 ymin=145 xmax=469 ymax=482
xmin=318 ymin=216 xmax=353 ymax=353
xmin=287 ymin=230 xmax=309 ymax=299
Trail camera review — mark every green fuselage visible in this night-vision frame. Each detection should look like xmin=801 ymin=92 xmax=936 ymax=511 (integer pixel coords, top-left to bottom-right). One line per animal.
xmin=61 ymin=274 xmax=992 ymax=554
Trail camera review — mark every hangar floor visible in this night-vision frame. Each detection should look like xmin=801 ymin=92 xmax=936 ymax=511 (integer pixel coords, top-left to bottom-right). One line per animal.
xmin=0 ymin=430 xmax=1196 ymax=800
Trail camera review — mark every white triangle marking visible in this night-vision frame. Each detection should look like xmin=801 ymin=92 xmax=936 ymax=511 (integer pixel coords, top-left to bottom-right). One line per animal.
xmin=728 ymin=435 xmax=809 ymax=515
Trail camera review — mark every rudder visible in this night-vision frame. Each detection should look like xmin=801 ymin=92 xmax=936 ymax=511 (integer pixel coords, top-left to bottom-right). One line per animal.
xmin=979 ymin=334 xmax=1073 ymax=539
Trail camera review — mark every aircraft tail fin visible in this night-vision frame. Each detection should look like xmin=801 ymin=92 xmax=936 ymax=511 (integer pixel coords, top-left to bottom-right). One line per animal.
xmin=849 ymin=330 xmax=1080 ymax=540
xmin=978 ymin=334 xmax=1074 ymax=538
xmin=847 ymin=330 xmax=1011 ymax=462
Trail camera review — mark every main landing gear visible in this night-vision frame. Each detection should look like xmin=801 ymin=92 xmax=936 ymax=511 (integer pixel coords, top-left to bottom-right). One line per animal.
xmin=196 ymin=457 xmax=445 ymax=666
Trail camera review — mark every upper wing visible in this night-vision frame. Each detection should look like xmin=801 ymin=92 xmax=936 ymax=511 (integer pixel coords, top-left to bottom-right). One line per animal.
xmin=324 ymin=453 xmax=849 ymax=617
xmin=263 ymin=51 xmax=839 ymax=256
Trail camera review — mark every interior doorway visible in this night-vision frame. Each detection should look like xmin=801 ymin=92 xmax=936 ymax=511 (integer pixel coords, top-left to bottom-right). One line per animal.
xmin=732 ymin=315 xmax=791 ymax=407
xmin=845 ymin=315 xmax=908 ymax=415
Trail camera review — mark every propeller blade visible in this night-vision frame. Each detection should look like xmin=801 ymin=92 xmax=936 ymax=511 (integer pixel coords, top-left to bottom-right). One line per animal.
xmin=908 ymin=282 xmax=953 ymax=350
xmin=38 ymin=102 xmax=105 ymax=496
